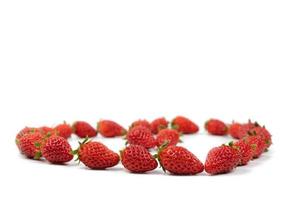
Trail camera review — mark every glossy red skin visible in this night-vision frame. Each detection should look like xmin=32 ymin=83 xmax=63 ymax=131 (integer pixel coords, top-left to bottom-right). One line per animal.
xmin=73 ymin=121 xmax=97 ymax=138
xmin=78 ymin=141 xmax=119 ymax=169
xmin=156 ymin=129 xmax=180 ymax=147
xmin=205 ymin=119 xmax=228 ymax=136
xmin=251 ymin=126 xmax=272 ymax=148
xmin=55 ymin=123 xmax=73 ymax=139
xmin=121 ymin=145 xmax=158 ymax=173
xmin=19 ymin=131 xmax=43 ymax=159
xmin=234 ymin=140 xmax=254 ymax=166
xmin=150 ymin=117 xmax=168 ymax=134
xmin=159 ymin=146 xmax=204 ymax=175
xmin=97 ymin=120 xmax=126 ymax=138
xmin=130 ymin=119 xmax=151 ymax=130
xmin=42 ymin=136 xmax=73 ymax=163
xmin=205 ymin=146 xmax=240 ymax=175
xmin=171 ymin=116 xmax=199 ymax=134
xmin=244 ymin=135 xmax=265 ymax=158
xmin=127 ymin=126 xmax=157 ymax=149
xmin=228 ymin=122 xmax=255 ymax=139
xmin=15 ymin=127 xmax=36 ymax=149
xmin=39 ymin=126 xmax=54 ymax=135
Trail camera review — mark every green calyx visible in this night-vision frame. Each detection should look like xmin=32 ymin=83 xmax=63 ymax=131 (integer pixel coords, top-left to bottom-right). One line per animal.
xmin=154 ymin=141 xmax=170 ymax=173
xmin=72 ymin=137 xmax=91 ymax=163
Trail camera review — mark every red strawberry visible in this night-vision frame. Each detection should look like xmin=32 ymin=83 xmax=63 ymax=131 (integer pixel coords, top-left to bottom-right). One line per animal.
xmin=76 ymin=140 xmax=119 ymax=169
xmin=171 ymin=116 xmax=199 ymax=134
xmin=73 ymin=121 xmax=97 ymax=138
xmin=130 ymin=119 xmax=151 ymax=130
xmin=19 ymin=131 xmax=43 ymax=159
xmin=54 ymin=122 xmax=73 ymax=139
xmin=156 ymin=129 xmax=180 ymax=147
xmin=251 ymin=126 xmax=272 ymax=149
xmin=41 ymin=135 xmax=73 ymax=163
xmin=150 ymin=117 xmax=168 ymax=134
xmin=205 ymin=119 xmax=228 ymax=136
xmin=205 ymin=144 xmax=240 ymax=175
xmin=228 ymin=121 xmax=256 ymax=139
xmin=97 ymin=120 xmax=127 ymax=138
xmin=244 ymin=133 xmax=265 ymax=158
xmin=38 ymin=126 xmax=54 ymax=135
xmin=234 ymin=139 xmax=254 ymax=166
xmin=15 ymin=127 xmax=36 ymax=149
xmin=120 ymin=145 xmax=158 ymax=173
xmin=157 ymin=145 xmax=204 ymax=175
xmin=126 ymin=125 xmax=156 ymax=149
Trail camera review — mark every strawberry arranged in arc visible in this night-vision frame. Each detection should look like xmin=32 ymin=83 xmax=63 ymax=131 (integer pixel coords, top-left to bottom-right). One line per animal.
xmin=156 ymin=129 xmax=180 ymax=147
xmin=157 ymin=145 xmax=204 ymax=175
xmin=205 ymin=143 xmax=241 ymax=175
xmin=74 ymin=139 xmax=119 ymax=169
xmin=130 ymin=119 xmax=151 ymax=130
xmin=171 ymin=116 xmax=199 ymax=134
xmin=150 ymin=117 xmax=168 ymax=134
xmin=97 ymin=120 xmax=127 ymax=138
xmin=120 ymin=145 xmax=158 ymax=173
xmin=54 ymin=122 xmax=73 ymax=139
xmin=126 ymin=125 xmax=156 ymax=149
xmin=205 ymin=119 xmax=228 ymax=136
xmin=73 ymin=121 xmax=97 ymax=138
xmin=18 ymin=131 xmax=44 ymax=159
xmin=41 ymin=135 xmax=73 ymax=163
xmin=233 ymin=139 xmax=254 ymax=166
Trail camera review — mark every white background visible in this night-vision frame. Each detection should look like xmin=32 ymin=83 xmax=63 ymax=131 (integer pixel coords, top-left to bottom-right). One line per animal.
xmin=0 ymin=1 xmax=299 ymax=199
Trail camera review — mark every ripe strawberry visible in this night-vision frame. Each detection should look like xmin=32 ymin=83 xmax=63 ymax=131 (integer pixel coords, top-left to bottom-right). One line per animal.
xmin=120 ymin=145 xmax=158 ymax=173
xmin=126 ymin=125 xmax=157 ymax=149
xmin=41 ymin=136 xmax=73 ymax=163
xmin=156 ymin=129 xmax=180 ymax=147
xmin=244 ymin=133 xmax=265 ymax=158
xmin=205 ymin=119 xmax=228 ymax=136
xmin=234 ymin=139 xmax=254 ymax=166
xmin=76 ymin=140 xmax=119 ymax=169
xmin=130 ymin=119 xmax=151 ymax=130
xmin=19 ymin=131 xmax=43 ymax=159
xmin=157 ymin=145 xmax=204 ymax=175
xmin=38 ymin=126 xmax=54 ymax=135
xmin=251 ymin=126 xmax=272 ymax=149
xmin=171 ymin=116 xmax=199 ymax=134
xmin=228 ymin=120 xmax=256 ymax=139
xmin=15 ymin=127 xmax=36 ymax=149
xmin=73 ymin=121 xmax=97 ymax=138
xmin=150 ymin=117 xmax=168 ymax=134
xmin=54 ymin=122 xmax=73 ymax=139
xmin=97 ymin=120 xmax=127 ymax=138
xmin=205 ymin=144 xmax=240 ymax=175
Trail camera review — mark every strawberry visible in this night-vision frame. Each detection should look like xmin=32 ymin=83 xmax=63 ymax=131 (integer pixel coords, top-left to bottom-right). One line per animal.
xmin=97 ymin=120 xmax=127 ymax=138
xmin=120 ymin=145 xmax=158 ymax=173
xmin=244 ymin=133 xmax=265 ymax=158
xmin=18 ymin=131 xmax=43 ymax=159
xmin=205 ymin=119 xmax=228 ymax=136
xmin=73 ymin=121 xmax=97 ymax=138
xmin=228 ymin=120 xmax=256 ymax=139
xmin=75 ymin=139 xmax=119 ymax=169
xmin=15 ymin=127 xmax=36 ymax=149
xmin=126 ymin=125 xmax=156 ymax=149
xmin=157 ymin=145 xmax=204 ymax=175
xmin=150 ymin=117 xmax=168 ymax=134
xmin=156 ymin=129 xmax=180 ymax=147
xmin=205 ymin=143 xmax=240 ymax=175
xmin=250 ymin=126 xmax=272 ymax=149
xmin=234 ymin=139 xmax=254 ymax=166
xmin=130 ymin=119 xmax=151 ymax=130
xmin=38 ymin=126 xmax=54 ymax=136
xmin=54 ymin=122 xmax=73 ymax=139
xmin=41 ymin=135 xmax=73 ymax=163
xmin=171 ymin=116 xmax=199 ymax=134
